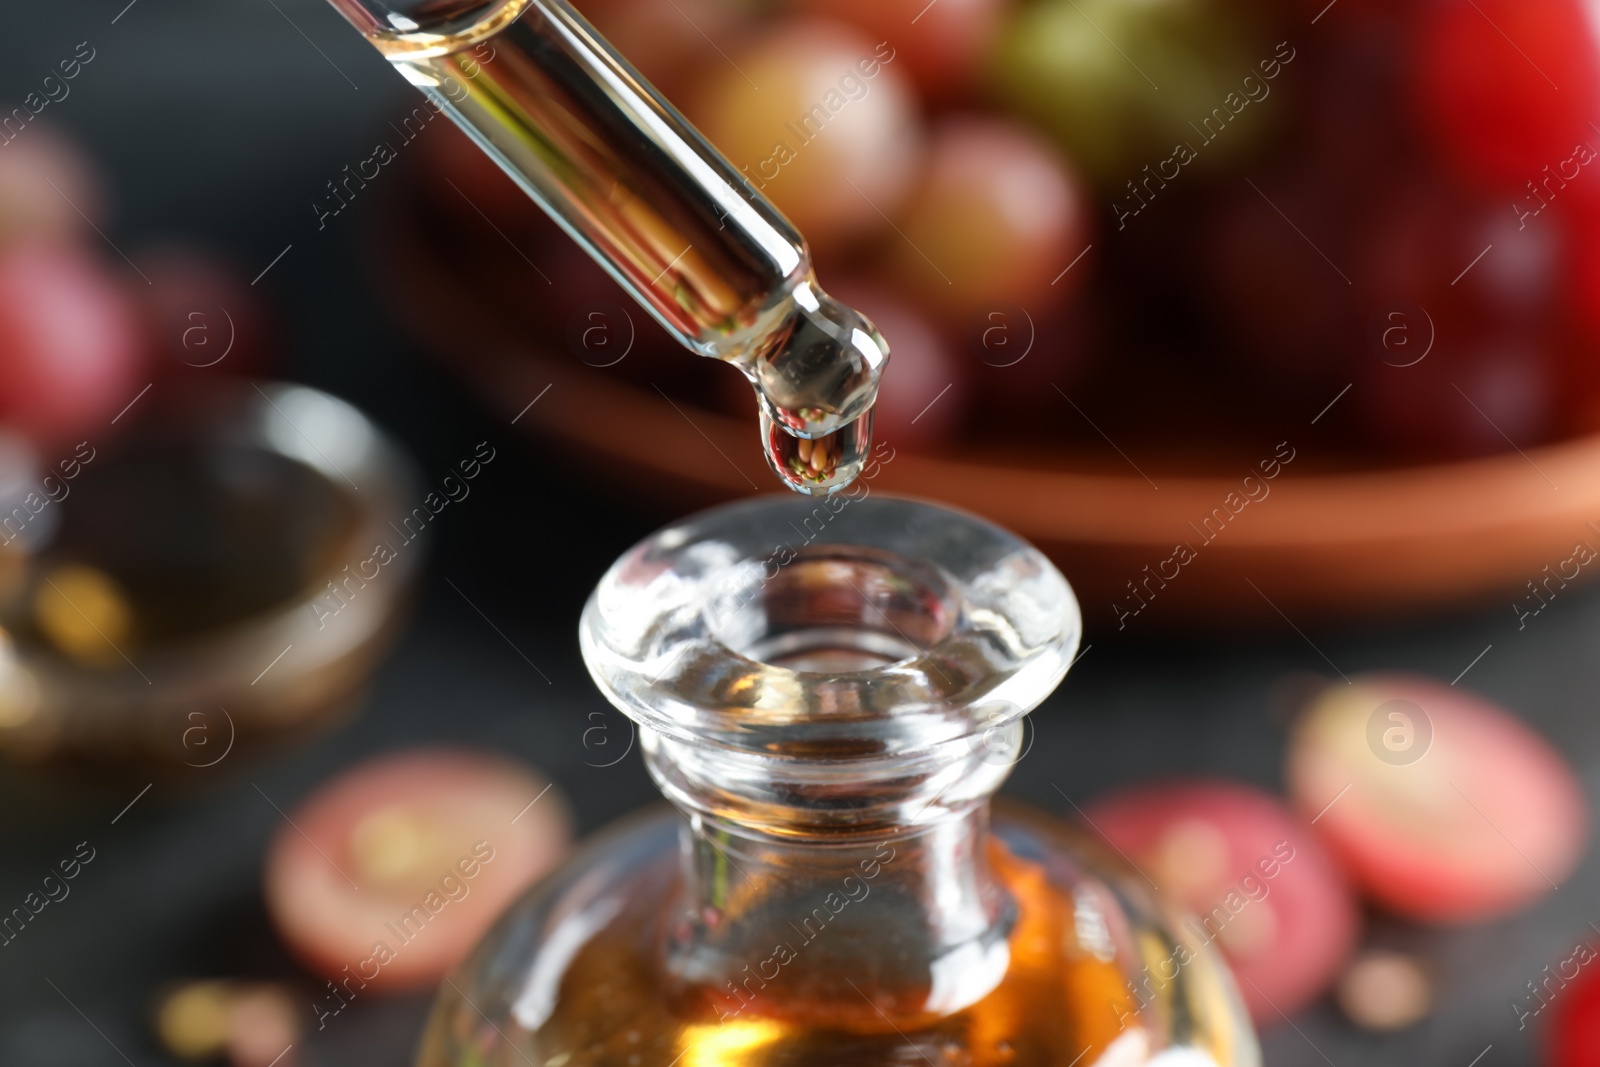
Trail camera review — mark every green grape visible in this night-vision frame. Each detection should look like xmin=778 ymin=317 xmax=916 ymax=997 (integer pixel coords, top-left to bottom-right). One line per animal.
xmin=990 ymin=0 xmax=1269 ymax=187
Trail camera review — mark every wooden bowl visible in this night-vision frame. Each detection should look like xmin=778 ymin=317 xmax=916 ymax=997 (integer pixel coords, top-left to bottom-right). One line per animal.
xmin=370 ymin=202 xmax=1600 ymax=628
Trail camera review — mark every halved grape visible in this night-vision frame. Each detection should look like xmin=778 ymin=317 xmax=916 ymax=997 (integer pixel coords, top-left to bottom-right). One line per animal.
xmin=1086 ymin=779 xmax=1360 ymax=1024
xmin=1288 ymin=675 xmax=1586 ymax=923
xmin=264 ymin=748 xmax=572 ymax=992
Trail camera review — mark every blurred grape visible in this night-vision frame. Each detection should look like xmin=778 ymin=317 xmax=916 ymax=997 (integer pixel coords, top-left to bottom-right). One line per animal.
xmin=828 ymin=280 xmax=967 ymax=450
xmin=138 ymin=246 xmax=278 ymax=378
xmin=1553 ymin=961 xmax=1600 ymax=1067
xmin=1196 ymin=164 xmax=1359 ymax=398
xmin=418 ymin=119 xmax=534 ymax=230
xmin=0 ymin=242 xmax=143 ymax=444
xmin=967 ymin=294 xmax=1097 ymax=425
xmin=789 ymin=0 xmax=1004 ymax=101
xmin=887 ymin=115 xmax=1089 ymax=321
xmin=1293 ymin=22 xmax=1412 ymax=189
xmin=264 ymin=748 xmax=571 ymax=992
xmin=1356 ymin=333 xmax=1559 ymax=460
xmin=991 ymin=0 xmax=1267 ymax=185
xmin=578 ymin=0 xmax=753 ymax=96
xmin=1087 ymin=779 xmax=1360 ymax=1024
xmin=683 ymin=18 xmax=923 ymax=253
xmin=1288 ymin=675 xmax=1587 ymax=923
xmin=1412 ymin=0 xmax=1600 ymax=195
xmin=1558 ymin=204 xmax=1600 ymax=430
xmin=0 ymin=125 xmax=104 ymax=248
xmin=1346 ymin=171 xmax=1566 ymax=456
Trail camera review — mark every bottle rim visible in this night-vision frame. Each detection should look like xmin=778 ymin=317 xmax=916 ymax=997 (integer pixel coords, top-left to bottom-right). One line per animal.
xmin=578 ymin=493 xmax=1081 ymax=763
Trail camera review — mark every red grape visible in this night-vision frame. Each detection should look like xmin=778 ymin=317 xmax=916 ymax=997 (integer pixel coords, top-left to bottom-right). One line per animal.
xmin=1196 ymin=169 xmax=1359 ymax=397
xmin=887 ymin=115 xmax=1089 ymax=321
xmin=418 ymin=120 xmax=537 ymax=232
xmin=1354 ymin=330 xmax=1560 ymax=459
xmin=967 ymin=295 xmax=1097 ymax=424
xmin=1347 ymin=171 xmax=1566 ymax=457
xmin=577 ymin=0 xmax=750 ymax=96
xmin=789 ymin=0 xmax=1005 ymax=101
xmin=137 ymin=246 xmax=278 ymax=378
xmin=1413 ymin=0 xmax=1600 ymax=194
xmin=828 ymin=279 xmax=967 ymax=450
xmin=1557 ymin=205 xmax=1600 ymax=428
xmin=0 ymin=242 xmax=143 ymax=444
xmin=1553 ymin=958 xmax=1600 ymax=1067
xmin=682 ymin=18 xmax=924 ymax=254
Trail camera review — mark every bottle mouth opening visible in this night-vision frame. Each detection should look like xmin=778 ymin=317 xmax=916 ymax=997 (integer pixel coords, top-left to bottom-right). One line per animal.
xmin=708 ymin=548 xmax=956 ymax=675
xmin=579 ymin=494 xmax=1080 ymax=758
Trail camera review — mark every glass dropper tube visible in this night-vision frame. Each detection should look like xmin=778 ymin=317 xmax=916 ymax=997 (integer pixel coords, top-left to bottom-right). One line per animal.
xmin=322 ymin=0 xmax=889 ymax=496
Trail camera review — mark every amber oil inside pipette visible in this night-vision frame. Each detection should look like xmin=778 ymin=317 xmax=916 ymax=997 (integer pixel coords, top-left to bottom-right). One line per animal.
xmin=326 ymin=0 xmax=888 ymax=495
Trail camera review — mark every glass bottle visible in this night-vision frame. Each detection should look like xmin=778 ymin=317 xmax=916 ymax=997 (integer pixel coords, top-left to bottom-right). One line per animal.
xmin=416 ymin=494 xmax=1259 ymax=1066
xmin=320 ymin=0 xmax=888 ymax=495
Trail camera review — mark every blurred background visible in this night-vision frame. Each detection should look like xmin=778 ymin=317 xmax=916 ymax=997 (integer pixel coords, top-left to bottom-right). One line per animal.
xmin=2 ymin=0 xmax=1600 ymax=1064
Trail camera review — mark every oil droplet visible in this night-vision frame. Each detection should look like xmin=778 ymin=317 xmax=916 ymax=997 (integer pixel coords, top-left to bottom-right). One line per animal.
xmin=760 ymin=406 xmax=874 ymax=497
xmin=745 ymin=283 xmax=888 ymax=495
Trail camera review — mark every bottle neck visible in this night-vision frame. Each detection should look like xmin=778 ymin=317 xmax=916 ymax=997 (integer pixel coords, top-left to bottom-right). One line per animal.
xmin=646 ymin=724 xmax=1022 ymax=1023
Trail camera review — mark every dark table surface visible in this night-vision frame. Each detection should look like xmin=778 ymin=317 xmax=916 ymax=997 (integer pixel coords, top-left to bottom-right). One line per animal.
xmin=2 ymin=2 xmax=1597 ymax=1065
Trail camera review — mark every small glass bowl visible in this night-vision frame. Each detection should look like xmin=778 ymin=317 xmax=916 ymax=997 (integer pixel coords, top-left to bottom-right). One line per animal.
xmin=0 ymin=380 xmax=422 ymax=779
